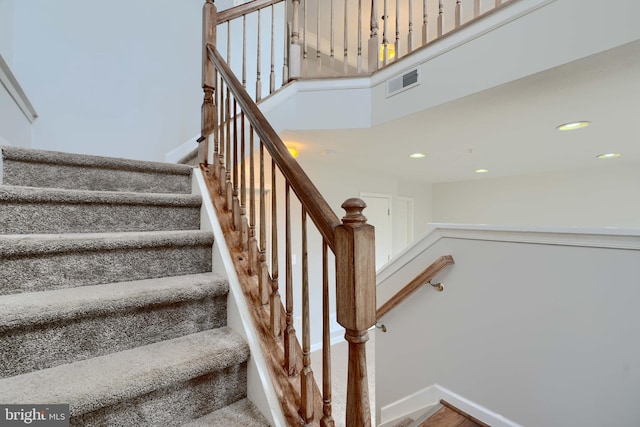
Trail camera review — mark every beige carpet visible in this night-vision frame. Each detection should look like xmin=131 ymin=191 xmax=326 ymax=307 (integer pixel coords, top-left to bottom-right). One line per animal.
xmin=310 ymin=329 xmax=376 ymax=427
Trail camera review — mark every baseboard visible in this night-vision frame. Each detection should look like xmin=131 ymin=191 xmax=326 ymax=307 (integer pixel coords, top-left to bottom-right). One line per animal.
xmin=379 ymin=384 xmax=523 ymax=427
xmin=165 ymin=135 xmax=198 ymax=163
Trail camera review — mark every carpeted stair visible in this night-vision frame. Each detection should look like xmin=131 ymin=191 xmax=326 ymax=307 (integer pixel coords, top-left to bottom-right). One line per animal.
xmin=0 ymin=146 xmax=269 ymax=426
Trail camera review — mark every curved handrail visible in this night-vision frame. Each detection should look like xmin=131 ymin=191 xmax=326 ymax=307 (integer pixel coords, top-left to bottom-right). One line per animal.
xmin=377 ymin=255 xmax=454 ymax=320
xmin=207 ymin=44 xmax=341 ymax=250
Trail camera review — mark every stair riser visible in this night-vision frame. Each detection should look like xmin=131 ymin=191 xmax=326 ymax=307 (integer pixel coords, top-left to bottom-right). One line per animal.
xmin=0 ymin=203 xmax=201 ymax=234
xmin=0 ymin=295 xmax=227 ymax=378
xmin=3 ymin=161 xmax=192 ymax=194
xmin=70 ymin=364 xmax=248 ymax=427
xmin=1 ymin=246 xmax=213 ymax=295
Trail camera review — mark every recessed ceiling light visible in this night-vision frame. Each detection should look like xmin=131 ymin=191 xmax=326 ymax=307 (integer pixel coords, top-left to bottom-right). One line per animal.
xmin=475 ymin=169 xmax=489 ymax=173
xmin=557 ymin=121 xmax=590 ymax=131
xmin=409 ymin=153 xmax=426 ymax=158
xmin=596 ymin=153 xmax=621 ymax=159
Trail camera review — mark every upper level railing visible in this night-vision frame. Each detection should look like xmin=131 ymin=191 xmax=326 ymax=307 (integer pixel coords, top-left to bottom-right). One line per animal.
xmin=214 ymin=0 xmax=513 ymax=99
xmin=198 ymin=1 xmax=377 ymax=425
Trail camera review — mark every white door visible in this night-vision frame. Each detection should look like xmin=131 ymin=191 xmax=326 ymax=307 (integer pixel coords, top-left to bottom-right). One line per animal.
xmin=393 ymin=197 xmax=414 ymax=257
xmin=360 ymin=193 xmax=392 ymax=270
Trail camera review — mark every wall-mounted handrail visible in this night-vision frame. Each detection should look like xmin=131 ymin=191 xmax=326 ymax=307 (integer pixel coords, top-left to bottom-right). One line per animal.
xmin=377 ymin=255 xmax=454 ymax=320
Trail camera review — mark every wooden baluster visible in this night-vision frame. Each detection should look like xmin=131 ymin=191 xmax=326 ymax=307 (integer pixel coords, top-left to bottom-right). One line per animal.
xmin=316 ymin=0 xmax=322 ymax=75
xmin=407 ymin=0 xmax=414 ymax=53
xmin=300 ymin=207 xmax=314 ymax=422
xmin=455 ymin=0 xmax=462 ymax=28
xmin=240 ymin=111 xmax=248 ymax=250
xmin=422 ymin=0 xmax=428 ymax=45
xmin=240 ymin=17 xmax=248 ymax=247
xmin=368 ymin=0 xmax=379 ymax=72
xmin=474 ymin=0 xmax=480 ymax=17
xmin=217 ymin=76 xmax=225 ymax=184
xmin=243 ymin=14 xmax=247 ymax=88
xmin=284 ymin=6 xmax=289 ymax=85
xmin=225 ymin=25 xmax=233 ymax=211
xmin=210 ymin=68 xmax=219 ymax=170
xmin=232 ymin=99 xmax=240 ymax=232
xmin=437 ymin=0 xmax=444 ymax=38
xmin=394 ymin=0 xmax=400 ymax=61
xmin=256 ymin=9 xmax=263 ymax=101
xmin=270 ymin=159 xmax=281 ymax=337
xmin=259 ymin=142 xmax=269 ymax=305
xmin=270 ymin=5 xmax=276 ymax=94
xmin=321 ymin=240 xmax=335 ymax=427
xmin=330 ymin=0 xmax=335 ymax=74
xmin=303 ymin=0 xmax=308 ymax=76
xmin=382 ymin=0 xmax=389 ymax=66
xmin=284 ymin=183 xmax=297 ymax=376
xmin=290 ymin=0 xmax=301 ymax=78
xmin=199 ymin=0 xmax=217 ymax=165
xmin=335 ymin=198 xmax=376 ymax=427
xmin=248 ymin=126 xmax=258 ymax=274
xmin=357 ymin=0 xmax=363 ymax=73
xmin=343 ymin=0 xmax=348 ymax=74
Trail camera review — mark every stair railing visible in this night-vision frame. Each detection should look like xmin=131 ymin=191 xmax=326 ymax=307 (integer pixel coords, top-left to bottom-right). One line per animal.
xmin=199 ymin=2 xmax=377 ymax=425
xmin=213 ymin=0 xmax=513 ymax=96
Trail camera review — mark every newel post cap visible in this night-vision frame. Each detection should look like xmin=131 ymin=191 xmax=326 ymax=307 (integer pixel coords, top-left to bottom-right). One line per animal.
xmin=341 ymin=198 xmax=368 ymax=224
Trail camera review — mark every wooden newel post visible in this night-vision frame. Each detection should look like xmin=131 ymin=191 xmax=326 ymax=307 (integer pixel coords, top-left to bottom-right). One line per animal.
xmin=199 ymin=0 xmax=217 ymax=165
xmin=335 ymin=198 xmax=376 ymax=427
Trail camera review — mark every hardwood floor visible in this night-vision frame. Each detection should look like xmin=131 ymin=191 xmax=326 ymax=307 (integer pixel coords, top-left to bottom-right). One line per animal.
xmin=417 ymin=401 xmax=489 ymax=427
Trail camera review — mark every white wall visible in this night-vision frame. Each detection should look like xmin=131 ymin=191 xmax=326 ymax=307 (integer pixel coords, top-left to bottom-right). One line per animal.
xmin=432 ymin=163 xmax=640 ymax=228
xmin=376 ymin=226 xmax=640 ymax=427
xmin=10 ymin=0 xmax=202 ymax=161
xmin=0 ymin=0 xmax=15 ymax=63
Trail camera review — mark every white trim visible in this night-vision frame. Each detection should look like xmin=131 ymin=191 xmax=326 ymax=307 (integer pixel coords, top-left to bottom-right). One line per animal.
xmin=378 ymin=385 xmax=439 ymax=427
xmin=193 ymin=169 xmax=286 ymax=427
xmin=165 ymin=134 xmax=198 ymax=163
xmin=0 ymin=54 xmax=38 ymax=123
xmin=378 ymin=223 xmax=640 ymax=285
xmin=379 ymin=384 xmax=523 ymax=427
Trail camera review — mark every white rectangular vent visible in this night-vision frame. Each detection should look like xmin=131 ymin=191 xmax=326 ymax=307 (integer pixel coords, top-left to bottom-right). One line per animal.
xmin=386 ymin=68 xmax=420 ymax=97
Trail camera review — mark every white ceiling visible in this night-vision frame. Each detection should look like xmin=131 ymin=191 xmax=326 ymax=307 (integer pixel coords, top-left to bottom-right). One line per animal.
xmin=281 ymin=39 xmax=640 ymax=184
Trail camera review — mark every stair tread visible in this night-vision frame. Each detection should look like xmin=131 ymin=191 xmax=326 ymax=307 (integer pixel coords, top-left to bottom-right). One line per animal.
xmin=1 ymin=145 xmax=193 ymax=176
xmin=181 ymin=398 xmax=270 ymax=427
xmin=0 ymin=230 xmax=215 ymax=256
xmin=0 ymin=273 xmax=228 ymax=331
xmin=0 ymin=185 xmax=202 ymax=206
xmin=0 ymin=327 xmax=249 ymax=415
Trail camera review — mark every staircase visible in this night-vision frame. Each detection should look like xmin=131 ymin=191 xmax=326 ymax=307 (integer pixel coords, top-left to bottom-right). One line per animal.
xmin=0 ymin=146 xmax=269 ymax=426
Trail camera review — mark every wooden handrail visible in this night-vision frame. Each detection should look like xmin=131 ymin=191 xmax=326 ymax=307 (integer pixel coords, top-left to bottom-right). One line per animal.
xmin=217 ymin=0 xmax=284 ymax=24
xmin=207 ymin=44 xmax=341 ymax=250
xmin=377 ymin=255 xmax=454 ymax=320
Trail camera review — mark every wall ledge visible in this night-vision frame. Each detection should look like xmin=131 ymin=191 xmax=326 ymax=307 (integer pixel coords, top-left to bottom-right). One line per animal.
xmin=0 ymin=54 xmax=37 ymax=123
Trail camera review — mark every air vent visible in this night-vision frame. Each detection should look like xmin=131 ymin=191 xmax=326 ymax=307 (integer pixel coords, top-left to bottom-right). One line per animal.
xmin=386 ymin=68 xmax=420 ymax=97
